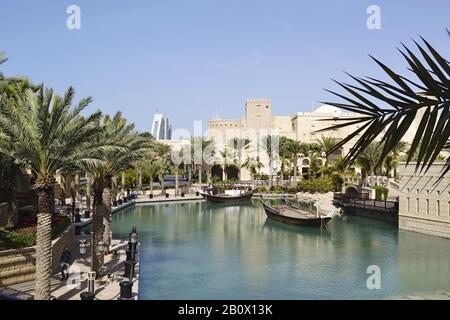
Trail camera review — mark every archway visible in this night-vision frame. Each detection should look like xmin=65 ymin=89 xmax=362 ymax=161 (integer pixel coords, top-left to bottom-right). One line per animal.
xmin=225 ymin=165 xmax=239 ymax=181
xmin=211 ymin=165 xmax=223 ymax=181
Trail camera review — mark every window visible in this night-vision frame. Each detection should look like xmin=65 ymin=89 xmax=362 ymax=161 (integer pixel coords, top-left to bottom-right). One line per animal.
xmin=437 ymin=200 xmax=440 ymax=216
xmin=416 ymin=198 xmax=420 ymax=213
xmin=407 ymin=197 xmax=410 ymax=212
xmin=426 ymin=199 xmax=429 ymax=215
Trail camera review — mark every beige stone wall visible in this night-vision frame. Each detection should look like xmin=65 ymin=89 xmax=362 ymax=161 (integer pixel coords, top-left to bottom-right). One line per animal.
xmin=0 ymin=224 xmax=75 ymax=286
xmin=398 ymin=162 xmax=450 ymax=239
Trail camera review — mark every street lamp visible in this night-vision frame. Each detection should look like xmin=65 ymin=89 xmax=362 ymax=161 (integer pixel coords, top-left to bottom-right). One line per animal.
xmin=79 ymin=240 xmax=87 ymax=255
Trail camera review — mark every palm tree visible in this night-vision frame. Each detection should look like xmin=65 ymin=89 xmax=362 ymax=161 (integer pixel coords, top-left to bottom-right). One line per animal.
xmin=82 ymin=112 xmax=151 ymax=254
xmin=219 ymin=148 xmax=232 ymax=180
xmin=288 ymin=140 xmax=306 ymax=184
xmin=319 ymin=32 xmax=450 ymax=179
xmin=261 ymin=135 xmax=280 ymax=188
xmin=0 ymin=85 xmax=103 ymax=300
xmin=153 ymin=143 xmax=171 ymax=195
xmin=227 ymin=138 xmax=250 ymax=181
xmin=316 ymin=136 xmax=340 ymax=165
xmin=244 ymin=156 xmax=264 ymax=180
xmin=190 ymin=137 xmax=213 ymax=184
xmin=356 ymin=143 xmax=382 ymax=186
xmin=142 ymin=155 xmax=161 ymax=195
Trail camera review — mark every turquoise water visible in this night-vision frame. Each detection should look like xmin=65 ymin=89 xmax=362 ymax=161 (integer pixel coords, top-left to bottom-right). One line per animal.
xmin=111 ymin=200 xmax=450 ymax=300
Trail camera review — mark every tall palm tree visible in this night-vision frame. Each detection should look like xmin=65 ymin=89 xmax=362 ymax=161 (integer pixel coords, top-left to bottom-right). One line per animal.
xmin=316 ymin=136 xmax=340 ymax=165
xmin=152 ymin=143 xmax=171 ymax=195
xmin=356 ymin=143 xmax=382 ymax=186
xmin=191 ymin=137 xmax=213 ymax=184
xmin=0 ymin=85 xmax=103 ymax=300
xmin=227 ymin=138 xmax=250 ymax=181
xmin=260 ymin=135 xmax=280 ymax=188
xmin=82 ymin=112 xmax=151 ymax=255
xmin=142 ymin=154 xmax=161 ymax=195
xmin=288 ymin=140 xmax=306 ymax=184
xmin=244 ymin=156 xmax=264 ymax=180
xmin=319 ymin=32 xmax=450 ymax=179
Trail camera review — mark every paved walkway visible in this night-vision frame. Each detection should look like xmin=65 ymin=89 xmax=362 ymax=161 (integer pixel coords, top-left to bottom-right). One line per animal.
xmin=2 ymin=237 xmax=139 ymax=300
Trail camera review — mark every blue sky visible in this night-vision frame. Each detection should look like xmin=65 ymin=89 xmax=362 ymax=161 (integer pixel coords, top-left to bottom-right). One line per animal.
xmin=1 ymin=0 xmax=449 ymax=133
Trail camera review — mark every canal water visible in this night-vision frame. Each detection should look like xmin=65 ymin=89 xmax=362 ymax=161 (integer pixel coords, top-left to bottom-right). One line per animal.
xmin=111 ymin=200 xmax=450 ymax=299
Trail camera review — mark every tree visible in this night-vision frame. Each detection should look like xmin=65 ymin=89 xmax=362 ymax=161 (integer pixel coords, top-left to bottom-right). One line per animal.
xmin=82 ymin=112 xmax=151 ymax=255
xmin=244 ymin=156 xmax=264 ymax=180
xmin=142 ymin=155 xmax=161 ymax=195
xmin=316 ymin=136 xmax=340 ymax=165
xmin=320 ymin=32 xmax=450 ymax=179
xmin=356 ymin=143 xmax=382 ymax=186
xmin=0 ymin=85 xmax=103 ymax=300
xmin=227 ymin=138 xmax=250 ymax=181
xmin=260 ymin=135 xmax=280 ymax=188
xmin=288 ymin=140 xmax=306 ymax=184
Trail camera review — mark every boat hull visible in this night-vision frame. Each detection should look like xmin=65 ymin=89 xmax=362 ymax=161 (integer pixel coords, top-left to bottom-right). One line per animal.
xmin=262 ymin=203 xmax=331 ymax=227
xmin=202 ymin=191 xmax=254 ymax=203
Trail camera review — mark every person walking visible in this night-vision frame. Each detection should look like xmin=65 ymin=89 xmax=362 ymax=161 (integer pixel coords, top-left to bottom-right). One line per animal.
xmin=59 ymin=247 xmax=72 ymax=281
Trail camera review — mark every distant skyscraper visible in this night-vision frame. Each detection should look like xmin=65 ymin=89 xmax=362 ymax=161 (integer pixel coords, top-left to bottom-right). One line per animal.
xmin=151 ymin=112 xmax=172 ymax=140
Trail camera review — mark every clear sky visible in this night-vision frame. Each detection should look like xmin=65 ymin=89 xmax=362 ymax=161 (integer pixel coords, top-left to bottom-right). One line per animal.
xmin=1 ymin=0 xmax=449 ymax=134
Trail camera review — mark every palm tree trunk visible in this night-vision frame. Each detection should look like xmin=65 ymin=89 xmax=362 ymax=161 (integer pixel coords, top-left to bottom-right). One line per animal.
xmin=138 ymin=168 xmax=142 ymax=193
xmin=6 ymin=164 xmax=19 ymax=227
xmin=34 ymin=185 xmax=53 ymax=300
xmin=293 ymin=157 xmax=298 ymax=185
xmin=92 ymin=178 xmax=105 ymax=272
xmin=150 ymin=176 xmax=154 ymax=195
xmin=159 ymin=174 xmax=165 ymax=195
xmin=86 ymin=174 xmax=92 ymax=210
xmin=121 ymin=172 xmax=125 ymax=193
xmin=175 ymin=166 xmax=179 ymax=196
xmin=198 ymin=165 xmax=202 ymax=184
xmin=188 ymin=165 xmax=192 ymax=183
xmin=268 ymin=158 xmax=273 ymax=188
xmin=102 ymin=175 xmax=113 ymax=252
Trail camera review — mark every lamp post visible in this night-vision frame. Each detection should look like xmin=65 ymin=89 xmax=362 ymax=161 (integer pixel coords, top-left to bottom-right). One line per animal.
xmin=79 ymin=232 xmax=104 ymax=299
xmin=120 ymin=227 xmax=138 ymax=300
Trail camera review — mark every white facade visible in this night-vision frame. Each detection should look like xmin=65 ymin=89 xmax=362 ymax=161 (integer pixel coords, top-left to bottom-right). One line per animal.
xmin=151 ymin=112 xmax=172 ymax=140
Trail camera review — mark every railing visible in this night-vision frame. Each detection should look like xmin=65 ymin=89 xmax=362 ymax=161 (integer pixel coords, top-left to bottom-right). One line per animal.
xmin=333 ymin=192 xmax=398 ymax=211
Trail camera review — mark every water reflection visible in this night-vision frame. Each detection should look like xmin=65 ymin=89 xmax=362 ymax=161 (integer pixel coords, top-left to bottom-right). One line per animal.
xmin=110 ymin=201 xmax=450 ymax=299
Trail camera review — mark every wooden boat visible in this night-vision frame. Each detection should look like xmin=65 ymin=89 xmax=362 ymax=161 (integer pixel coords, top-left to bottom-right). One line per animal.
xmin=261 ymin=199 xmax=332 ymax=228
xmin=200 ymin=187 xmax=254 ymax=203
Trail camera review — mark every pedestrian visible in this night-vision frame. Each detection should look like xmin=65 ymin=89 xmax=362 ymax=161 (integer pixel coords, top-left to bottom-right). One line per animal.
xmin=60 ymin=247 xmax=72 ymax=281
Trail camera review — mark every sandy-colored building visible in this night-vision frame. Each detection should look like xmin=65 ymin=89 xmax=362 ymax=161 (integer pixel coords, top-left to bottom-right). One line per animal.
xmin=398 ymin=162 xmax=450 ymax=239
xmin=207 ymin=98 xmax=362 ymax=180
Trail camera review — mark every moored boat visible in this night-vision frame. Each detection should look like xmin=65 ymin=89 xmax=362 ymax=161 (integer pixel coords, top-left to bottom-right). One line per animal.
xmin=200 ymin=185 xmax=255 ymax=203
xmin=261 ymin=198 xmax=332 ymax=228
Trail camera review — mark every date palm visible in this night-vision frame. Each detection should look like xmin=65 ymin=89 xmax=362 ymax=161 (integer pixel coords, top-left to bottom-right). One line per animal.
xmin=316 ymin=136 xmax=340 ymax=165
xmin=82 ymin=112 xmax=151 ymax=255
xmin=0 ymin=85 xmax=104 ymax=300
xmin=260 ymin=135 xmax=280 ymax=188
xmin=227 ymin=138 xmax=250 ymax=181
xmin=319 ymin=32 xmax=450 ymax=179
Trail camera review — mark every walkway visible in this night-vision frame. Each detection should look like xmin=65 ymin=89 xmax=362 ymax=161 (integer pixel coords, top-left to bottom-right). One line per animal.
xmin=1 ymin=236 xmax=139 ymax=300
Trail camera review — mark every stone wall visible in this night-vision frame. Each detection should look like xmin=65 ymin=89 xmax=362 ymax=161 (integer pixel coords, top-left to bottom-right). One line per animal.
xmin=398 ymin=162 xmax=450 ymax=239
xmin=0 ymin=224 xmax=75 ymax=286
xmin=0 ymin=202 xmax=8 ymax=227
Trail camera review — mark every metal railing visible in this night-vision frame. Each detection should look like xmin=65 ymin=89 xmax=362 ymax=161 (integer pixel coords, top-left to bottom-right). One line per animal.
xmin=333 ymin=192 xmax=398 ymax=211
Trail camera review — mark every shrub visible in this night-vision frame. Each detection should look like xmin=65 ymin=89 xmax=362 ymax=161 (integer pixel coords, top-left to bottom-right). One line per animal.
xmin=256 ymin=186 xmax=266 ymax=193
xmin=373 ymin=186 xmax=389 ymax=200
xmin=273 ymin=186 xmax=283 ymax=194
xmin=0 ymin=228 xmax=36 ymax=250
xmin=297 ymin=178 xmax=334 ymax=194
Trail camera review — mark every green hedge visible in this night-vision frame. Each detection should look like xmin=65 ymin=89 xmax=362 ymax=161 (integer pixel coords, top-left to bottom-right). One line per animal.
xmin=297 ymin=178 xmax=338 ymax=194
xmin=0 ymin=228 xmax=35 ymax=251
xmin=373 ymin=186 xmax=389 ymax=200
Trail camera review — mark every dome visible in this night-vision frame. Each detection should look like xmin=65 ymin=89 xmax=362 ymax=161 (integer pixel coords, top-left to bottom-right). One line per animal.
xmin=313 ymin=105 xmax=342 ymax=114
